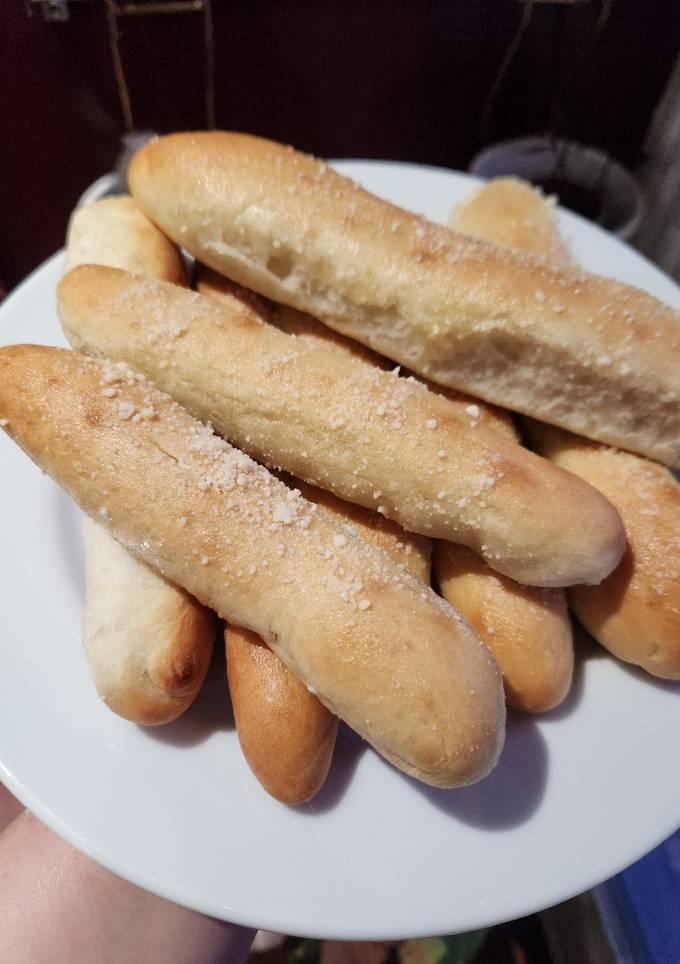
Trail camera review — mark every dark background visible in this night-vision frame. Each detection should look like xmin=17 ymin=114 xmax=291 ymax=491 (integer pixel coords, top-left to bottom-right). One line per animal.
xmin=2 ymin=0 xmax=680 ymax=289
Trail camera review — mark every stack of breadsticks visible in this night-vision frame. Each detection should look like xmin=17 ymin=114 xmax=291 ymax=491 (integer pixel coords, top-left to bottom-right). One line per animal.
xmin=1 ymin=132 xmax=679 ymax=807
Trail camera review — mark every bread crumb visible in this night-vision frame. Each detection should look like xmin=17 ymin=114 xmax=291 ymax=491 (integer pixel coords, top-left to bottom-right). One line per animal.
xmin=178 ymin=516 xmax=188 ymax=527
xmin=273 ymin=502 xmax=294 ymax=524
xmin=465 ymin=404 xmax=480 ymax=418
xmin=200 ymin=555 xmax=210 ymax=566
xmin=333 ymin=533 xmax=348 ymax=548
xmin=437 ymin=449 xmax=447 ymax=458
xmin=358 ymin=599 xmax=371 ymax=610
xmin=118 ymin=401 xmax=135 ymax=420
xmin=426 ymin=418 xmax=438 ymax=429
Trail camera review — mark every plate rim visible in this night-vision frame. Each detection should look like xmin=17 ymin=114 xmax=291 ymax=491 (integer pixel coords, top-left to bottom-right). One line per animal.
xmin=1 ymin=159 xmax=680 ymax=940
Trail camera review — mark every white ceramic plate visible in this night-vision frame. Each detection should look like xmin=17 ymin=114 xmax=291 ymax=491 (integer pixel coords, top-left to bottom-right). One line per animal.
xmin=1 ymin=162 xmax=679 ymax=941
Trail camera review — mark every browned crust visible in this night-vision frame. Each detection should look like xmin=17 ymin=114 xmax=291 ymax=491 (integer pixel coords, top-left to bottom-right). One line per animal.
xmin=196 ymin=266 xmax=428 ymax=797
xmin=435 ymin=542 xmax=573 ymax=712
xmin=226 ymin=626 xmax=338 ymax=804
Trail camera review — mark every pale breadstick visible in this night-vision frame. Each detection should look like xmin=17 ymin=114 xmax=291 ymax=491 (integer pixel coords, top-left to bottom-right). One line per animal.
xmin=83 ymin=521 xmax=215 ymax=723
xmin=0 ymin=345 xmax=505 ymax=788
xmin=447 ymin=177 xmax=573 ymax=269
xmin=128 ymin=132 xmax=680 ymax=467
xmin=199 ymin=266 xmax=429 ymax=801
xmin=58 ymin=265 xmax=625 ymax=589
xmin=64 ymin=195 xmax=187 ymax=284
xmin=65 ymin=196 xmax=215 ymax=725
xmin=455 ymin=177 xmax=680 ymax=681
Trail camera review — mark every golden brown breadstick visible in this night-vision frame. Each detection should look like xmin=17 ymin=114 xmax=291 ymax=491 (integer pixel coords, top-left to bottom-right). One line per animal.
xmin=456 ymin=176 xmax=680 ymax=681
xmin=447 ymin=177 xmax=573 ymax=269
xmin=0 ymin=345 xmax=505 ymax=788
xmin=435 ymin=543 xmax=573 ymax=712
xmin=526 ymin=422 xmax=680 ymax=680
xmin=64 ymin=196 xmax=215 ymax=725
xmin=129 ymin=132 xmax=680 ymax=467
xmin=433 ymin=407 xmax=572 ymax=712
xmin=58 ymin=265 xmax=625 ymax=589
xmin=225 ymin=626 xmax=339 ymax=804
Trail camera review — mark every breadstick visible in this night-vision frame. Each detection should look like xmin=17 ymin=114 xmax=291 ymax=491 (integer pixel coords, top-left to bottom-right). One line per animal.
xmin=58 ymin=265 xmax=625 ymax=588
xmin=447 ymin=177 xmax=573 ymax=269
xmin=454 ymin=176 xmax=680 ymax=680
xmin=225 ymin=626 xmax=339 ymax=804
xmin=526 ymin=421 xmax=680 ymax=680
xmin=64 ymin=196 xmax=215 ymax=725
xmin=0 ymin=345 xmax=505 ymax=788
xmin=198 ymin=267 xmax=430 ymax=801
xmin=128 ymin=132 xmax=680 ymax=467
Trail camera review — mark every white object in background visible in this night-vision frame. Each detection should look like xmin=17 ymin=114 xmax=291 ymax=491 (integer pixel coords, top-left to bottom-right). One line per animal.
xmin=251 ymin=931 xmax=287 ymax=953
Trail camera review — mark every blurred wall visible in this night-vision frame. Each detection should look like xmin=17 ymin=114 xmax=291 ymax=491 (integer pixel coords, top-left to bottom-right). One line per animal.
xmin=1 ymin=0 xmax=679 ymax=288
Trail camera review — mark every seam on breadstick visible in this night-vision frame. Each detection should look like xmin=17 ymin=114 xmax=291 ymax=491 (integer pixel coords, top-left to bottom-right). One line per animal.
xmin=58 ymin=264 xmax=625 ymax=589
xmin=0 ymin=344 xmax=505 ymax=788
xmin=128 ymin=131 xmax=680 ymax=467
